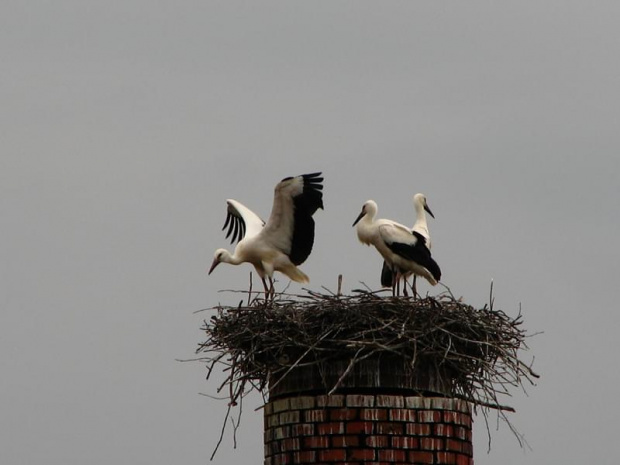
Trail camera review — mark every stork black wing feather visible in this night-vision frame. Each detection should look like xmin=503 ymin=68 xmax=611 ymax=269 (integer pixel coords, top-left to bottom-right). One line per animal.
xmin=288 ymin=172 xmax=324 ymax=265
xmin=386 ymin=235 xmax=441 ymax=282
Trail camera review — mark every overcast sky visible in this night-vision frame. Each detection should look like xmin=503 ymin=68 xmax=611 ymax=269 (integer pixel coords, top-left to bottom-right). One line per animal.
xmin=2 ymin=2 xmax=619 ymax=464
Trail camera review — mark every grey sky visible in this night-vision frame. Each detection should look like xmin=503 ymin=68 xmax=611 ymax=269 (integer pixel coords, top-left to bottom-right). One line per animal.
xmin=1 ymin=2 xmax=619 ymax=464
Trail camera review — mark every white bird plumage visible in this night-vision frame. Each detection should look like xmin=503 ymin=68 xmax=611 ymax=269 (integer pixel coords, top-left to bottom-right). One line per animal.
xmin=353 ymin=199 xmax=441 ymax=296
xmin=380 ymin=193 xmax=436 ymax=296
xmin=209 ymin=172 xmax=324 ymax=297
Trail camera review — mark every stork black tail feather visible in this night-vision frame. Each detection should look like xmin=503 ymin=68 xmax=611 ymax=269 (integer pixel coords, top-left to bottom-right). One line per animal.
xmin=381 ymin=260 xmax=394 ymax=287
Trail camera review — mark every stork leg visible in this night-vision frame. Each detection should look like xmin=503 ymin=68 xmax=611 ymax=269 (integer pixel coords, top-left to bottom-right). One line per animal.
xmin=393 ymin=271 xmax=408 ymax=297
xmin=391 ymin=267 xmax=397 ymax=296
xmin=268 ymin=277 xmax=275 ymax=301
xmin=261 ymin=277 xmax=270 ymax=301
xmin=412 ymin=275 xmax=418 ymax=299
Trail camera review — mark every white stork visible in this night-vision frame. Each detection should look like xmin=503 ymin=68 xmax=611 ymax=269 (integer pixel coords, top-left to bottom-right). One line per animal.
xmin=209 ymin=172 xmax=324 ymax=298
xmin=380 ymin=193 xmax=436 ymax=297
xmin=353 ymin=200 xmax=440 ymax=296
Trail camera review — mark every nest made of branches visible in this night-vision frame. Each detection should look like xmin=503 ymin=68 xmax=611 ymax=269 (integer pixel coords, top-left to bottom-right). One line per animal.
xmin=196 ymin=287 xmax=539 ymax=416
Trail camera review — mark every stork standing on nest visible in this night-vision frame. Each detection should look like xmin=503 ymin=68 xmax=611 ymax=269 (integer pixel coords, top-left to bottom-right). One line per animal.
xmin=381 ymin=193 xmax=436 ymax=297
xmin=209 ymin=172 xmax=324 ymax=298
xmin=353 ymin=199 xmax=440 ymax=296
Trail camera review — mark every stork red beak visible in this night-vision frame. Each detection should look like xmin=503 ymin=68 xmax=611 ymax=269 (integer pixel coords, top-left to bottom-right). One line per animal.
xmin=208 ymin=258 xmax=220 ymax=275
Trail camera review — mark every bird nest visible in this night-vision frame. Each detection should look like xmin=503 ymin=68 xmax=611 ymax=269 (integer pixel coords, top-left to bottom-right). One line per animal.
xmin=194 ymin=285 xmax=539 ymax=457
xmin=196 ymin=286 xmax=538 ymax=412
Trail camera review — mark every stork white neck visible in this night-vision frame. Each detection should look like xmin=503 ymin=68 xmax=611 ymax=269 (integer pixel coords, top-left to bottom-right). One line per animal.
xmin=413 ymin=195 xmax=429 ymax=227
xmin=217 ymin=248 xmax=241 ymax=265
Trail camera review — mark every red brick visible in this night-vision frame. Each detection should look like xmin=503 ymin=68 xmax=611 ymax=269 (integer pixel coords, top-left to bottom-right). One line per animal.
xmin=316 ymin=394 xmax=345 ymax=407
xmin=346 ymin=421 xmax=374 ymax=434
xmin=405 ymin=396 xmax=433 ymax=409
xmin=289 ymin=396 xmax=316 ymax=410
xmin=303 ymin=435 xmax=329 ymax=449
xmin=446 ymin=439 xmax=464 ymax=452
xmin=365 ymin=435 xmax=389 ymax=448
xmin=417 ymin=410 xmax=442 ymax=423
xmin=267 ymin=414 xmax=282 ymax=428
xmin=291 ymin=423 xmax=314 ymax=436
xmin=348 ymin=448 xmax=376 ymax=461
xmin=318 ymin=422 xmax=345 ymax=434
xmin=330 ymin=408 xmax=358 ymax=421
xmin=292 ymin=450 xmax=316 ymax=463
xmin=436 ymin=451 xmax=458 ymax=464
xmin=271 ymin=452 xmax=292 ymax=465
xmin=434 ymin=424 xmax=455 ymax=437
xmin=304 ymin=409 xmax=327 ymax=422
xmin=376 ymin=394 xmax=404 ymax=408
xmin=409 ymin=451 xmax=434 ymax=464
xmin=319 ymin=449 xmax=347 ymax=461
xmin=280 ymin=438 xmax=300 ymax=452
xmin=420 ymin=437 xmax=444 ymax=451
xmin=378 ymin=449 xmax=407 ymax=461
xmin=264 ymin=402 xmax=274 ymax=415
xmin=449 ymin=399 xmax=471 ymax=413
xmin=273 ymin=426 xmax=290 ymax=440
xmin=278 ymin=411 xmax=300 ymax=425
xmin=390 ymin=409 xmax=416 ymax=422
xmin=376 ymin=422 xmax=404 ymax=435
xmin=430 ymin=398 xmax=455 ymax=411
xmin=406 ymin=423 xmax=431 ymax=436
xmin=391 ymin=436 xmax=419 ymax=449
xmin=265 ymin=440 xmax=280 ymax=455
xmin=332 ymin=435 xmax=360 ymax=447
xmin=443 ymin=411 xmax=472 ymax=427
xmin=457 ymin=455 xmax=473 ymax=465
xmin=360 ymin=408 xmax=388 ymax=421
xmin=272 ymin=399 xmax=290 ymax=413
xmin=454 ymin=426 xmax=469 ymax=441
xmin=346 ymin=394 xmax=375 ymax=407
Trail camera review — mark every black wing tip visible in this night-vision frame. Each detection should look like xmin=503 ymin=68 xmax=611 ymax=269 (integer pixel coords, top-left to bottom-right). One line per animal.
xmin=280 ymin=172 xmax=323 ymax=186
xmin=431 ymin=260 xmax=441 ymax=281
xmin=299 ymin=171 xmax=324 ymax=213
xmin=302 ymin=171 xmax=322 ymax=178
xmin=302 ymin=172 xmax=323 ymax=185
xmin=221 ymin=208 xmax=246 ymax=245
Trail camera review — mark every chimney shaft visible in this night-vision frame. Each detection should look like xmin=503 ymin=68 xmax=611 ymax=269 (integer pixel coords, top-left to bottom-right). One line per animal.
xmin=264 ymin=393 xmax=473 ymax=464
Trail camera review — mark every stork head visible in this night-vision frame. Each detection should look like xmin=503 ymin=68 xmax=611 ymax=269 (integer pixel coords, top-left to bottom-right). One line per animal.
xmin=208 ymin=248 xmax=228 ymax=275
xmin=414 ymin=193 xmax=434 ymax=219
xmin=352 ymin=200 xmax=377 ymax=226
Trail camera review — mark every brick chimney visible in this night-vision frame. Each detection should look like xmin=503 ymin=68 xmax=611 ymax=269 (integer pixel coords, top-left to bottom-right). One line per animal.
xmin=263 ymin=357 xmax=474 ymax=464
